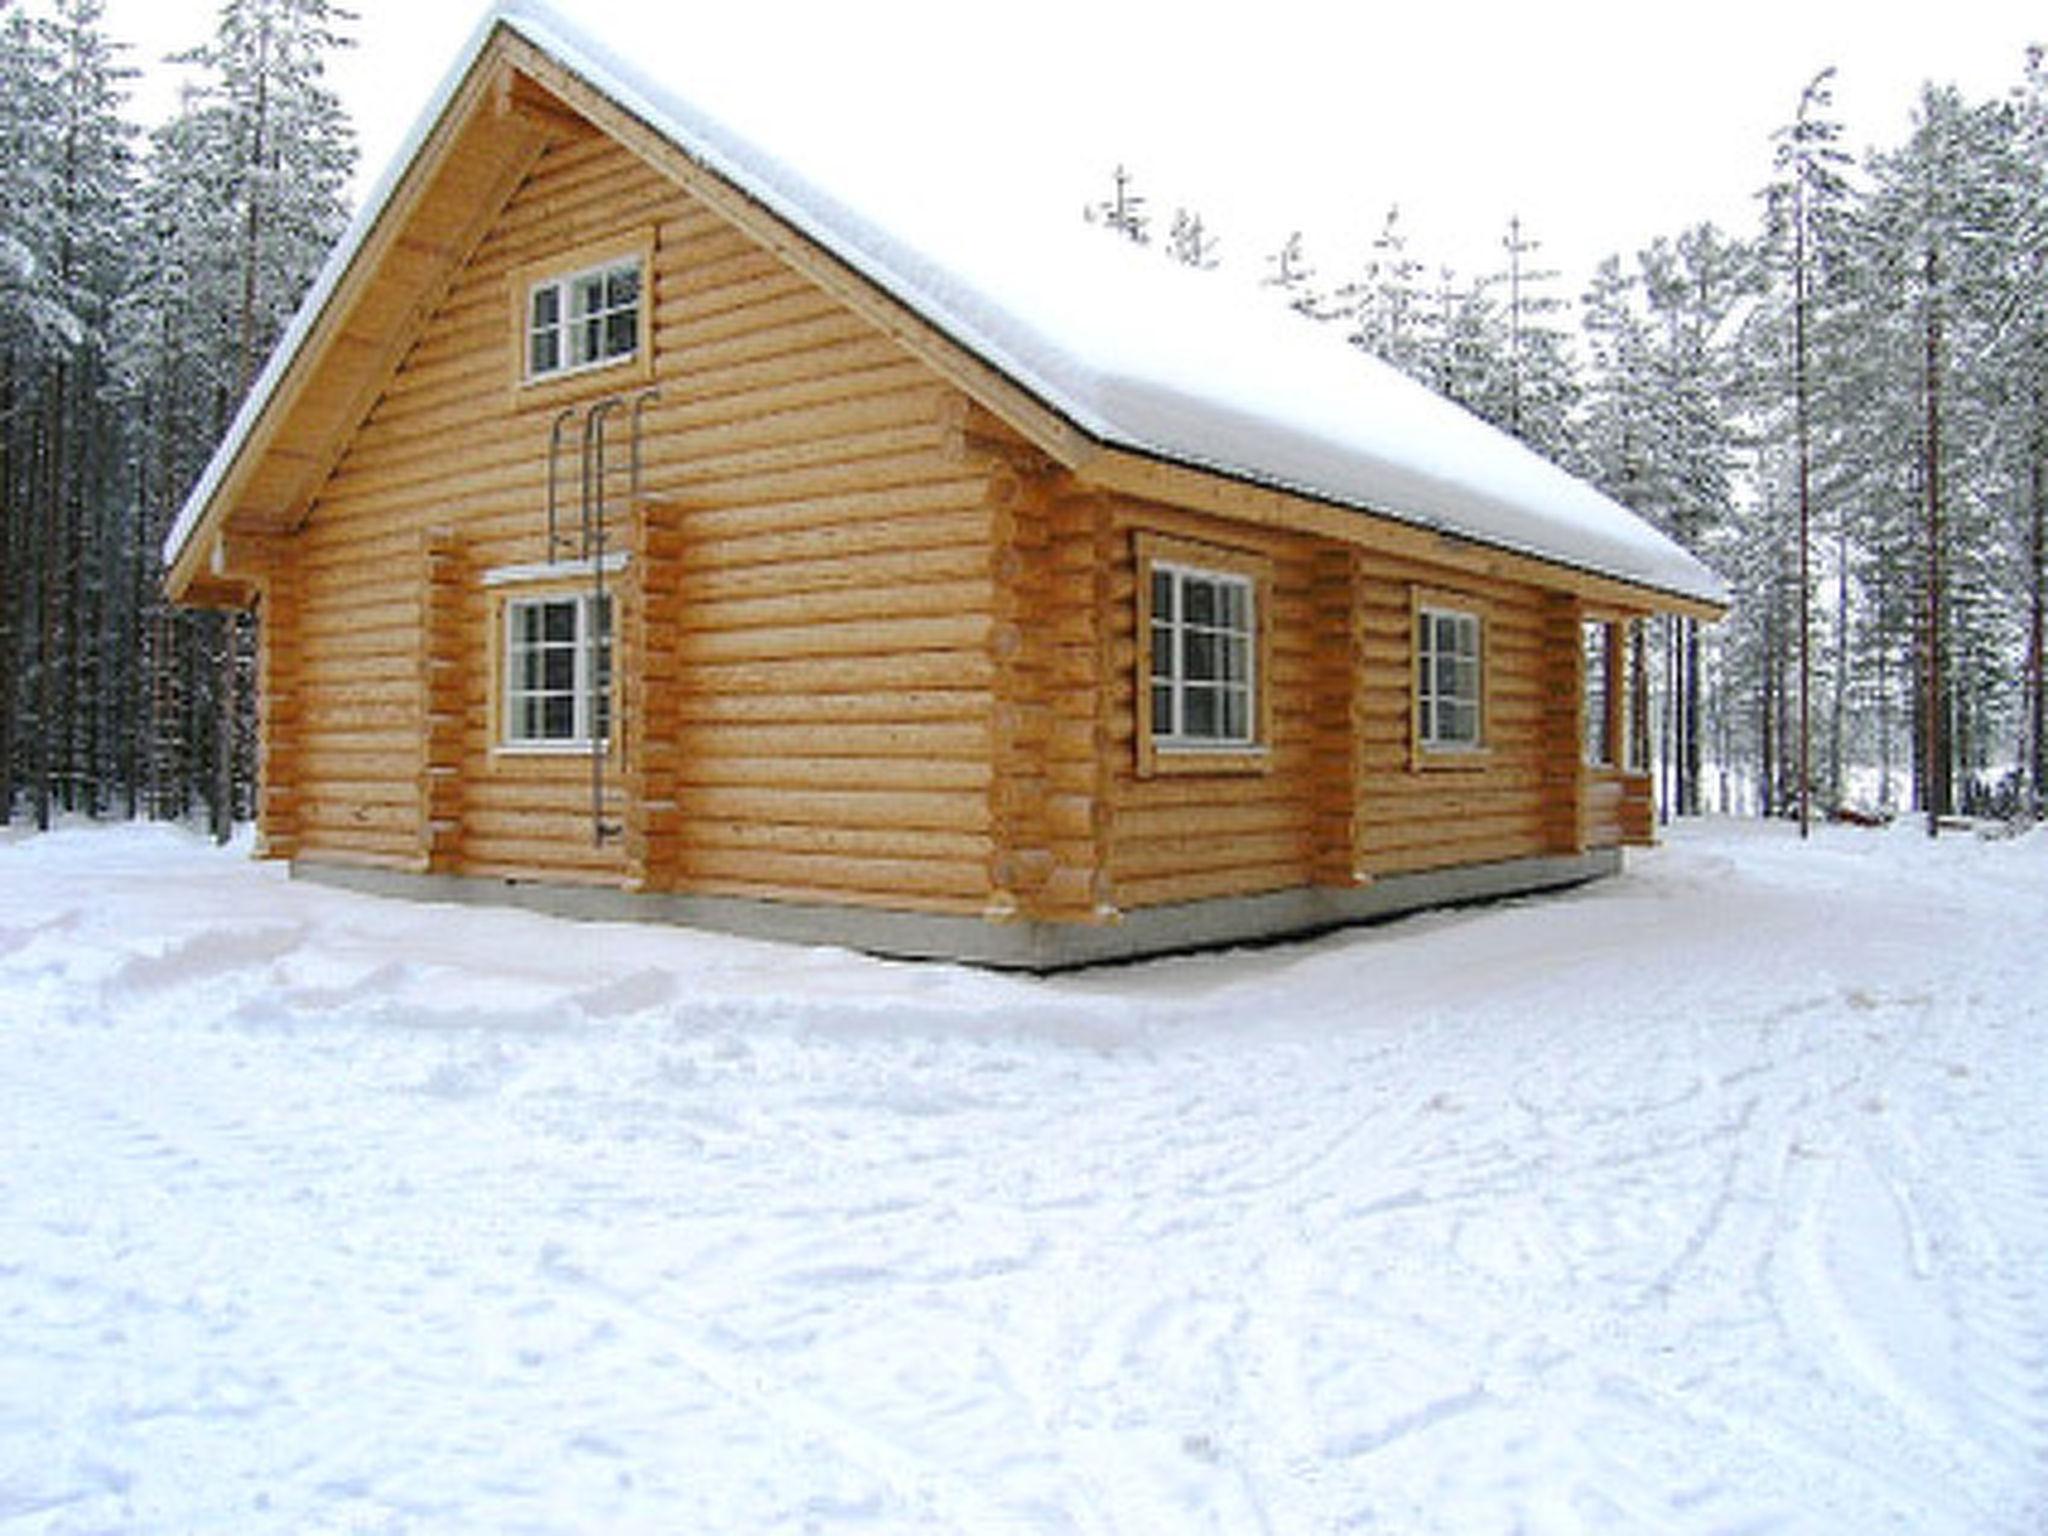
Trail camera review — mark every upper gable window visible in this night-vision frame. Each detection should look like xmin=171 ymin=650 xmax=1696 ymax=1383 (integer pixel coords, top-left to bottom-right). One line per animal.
xmin=513 ymin=232 xmax=654 ymax=391
xmin=528 ymin=257 xmax=640 ymax=380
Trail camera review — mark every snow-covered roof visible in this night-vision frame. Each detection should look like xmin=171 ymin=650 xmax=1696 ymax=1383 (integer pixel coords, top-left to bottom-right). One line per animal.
xmin=167 ymin=0 xmax=1726 ymax=612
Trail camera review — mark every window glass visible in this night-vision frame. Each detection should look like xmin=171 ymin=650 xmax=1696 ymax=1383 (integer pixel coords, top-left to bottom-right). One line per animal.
xmin=1418 ymin=604 xmax=1482 ymax=751
xmin=504 ymin=593 xmax=612 ymax=746
xmin=526 ymin=254 xmax=641 ymax=381
xmin=1150 ymin=561 xmax=1256 ymax=749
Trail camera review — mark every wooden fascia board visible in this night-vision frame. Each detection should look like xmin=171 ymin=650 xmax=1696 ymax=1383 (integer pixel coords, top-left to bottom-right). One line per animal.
xmin=167 ymin=29 xmax=547 ymax=606
xmin=496 ymin=34 xmax=1102 ymax=477
xmin=1080 ymin=446 xmax=1728 ymax=622
xmin=285 ymin=104 xmax=546 ymax=538
xmin=496 ymin=67 xmax=595 ymax=140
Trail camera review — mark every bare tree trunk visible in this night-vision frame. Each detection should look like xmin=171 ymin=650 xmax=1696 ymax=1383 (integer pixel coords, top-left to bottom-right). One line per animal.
xmin=2029 ymin=406 xmax=2046 ymax=820
xmin=1682 ymin=617 xmax=1701 ymax=815
xmin=1830 ymin=524 xmax=1849 ymax=810
xmin=1923 ymin=242 xmax=1948 ymax=836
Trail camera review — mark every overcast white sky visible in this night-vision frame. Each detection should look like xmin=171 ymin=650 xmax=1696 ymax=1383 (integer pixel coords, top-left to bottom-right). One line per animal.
xmin=99 ymin=0 xmax=2044 ymax=296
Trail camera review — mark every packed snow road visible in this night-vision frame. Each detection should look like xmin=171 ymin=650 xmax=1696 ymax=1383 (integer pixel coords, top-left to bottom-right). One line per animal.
xmin=2 ymin=819 xmax=2044 ymax=1533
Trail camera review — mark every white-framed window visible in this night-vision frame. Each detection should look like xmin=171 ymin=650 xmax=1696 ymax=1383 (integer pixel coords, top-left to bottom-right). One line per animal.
xmin=526 ymin=255 xmax=641 ymax=381
xmin=1150 ymin=561 xmax=1257 ymax=748
xmin=503 ymin=591 xmax=612 ymax=747
xmin=1416 ymin=604 xmax=1483 ymax=752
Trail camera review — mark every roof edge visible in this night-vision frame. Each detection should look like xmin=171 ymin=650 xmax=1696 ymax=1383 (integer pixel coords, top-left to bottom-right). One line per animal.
xmin=162 ymin=8 xmax=518 ymax=586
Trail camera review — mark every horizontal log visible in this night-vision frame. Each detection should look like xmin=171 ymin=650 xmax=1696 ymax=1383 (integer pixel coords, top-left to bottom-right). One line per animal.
xmin=1114 ymin=830 xmax=1310 ymax=881
xmin=680 ymin=719 xmax=989 ymax=761
xmin=682 ymin=784 xmax=987 ymax=833
xmin=676 ymin=754 xmax=990 ymax=793
xmin=457 ymin=807 xmax=626 ymax=845
xmin=295 ymin=830 xmax=419 ymax=862
xmin=675 ymin=686 xmax=989 ymax=726
xmin=1115 ymin=800 xmax=1313 ymax=842
xmin=682 ymin=508 xmax=993 ymax=573
xmin=683 ymin=648 xmax=996 ymax=697
xmin=677 ymin=612 xmax=990 ymax=666
xmin=677 ymin=577 xmax=990 ymax=637
xmin=458 ymin=849 xmax=627 ymax=885
xmin=681 ymin=542 xmax=990 ymax=603
xmin=1360 ymin=836 xmax=1552 ymax=877
xmin=688 ymin=820 xmax=987 ymax=864
xmin=1114 ymin=863 xmax=1301 ymax=912
xmin=659 ymin=282 xmax=844 ymax=348
xmin=679 ymin=847 xmax=987 ymax=903
xmin=673 ymin=871 xmax=981 ymax=918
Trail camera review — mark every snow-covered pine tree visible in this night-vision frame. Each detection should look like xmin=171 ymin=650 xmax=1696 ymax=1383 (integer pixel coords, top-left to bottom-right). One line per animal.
xmin=0 ymin=0 xmax=63 ymax=825
xmin=2018 ymin=48 xmax=2048 ymax=818
xmin=1431 ymin=266 xmax=1506 ymax=420
xmin=1858 ymin=84 xmax=2021 ymax=829
xmin=1493 ymin=214 xmax=1577 ymax=463
xmin=1262 ymin=230 xmax=1322 ymax=316
xmin=1627 ymin=225 xmax=1755 ymax=816
xmin=158 ymin=0 xmax=357 ymax=838
xmin=0 ymin=0 xmax=137 ymax=829
xmin=43 ymin=0 xmax=139 ymax=823
xmin=1763 ymin=67 xmax=1851 ymax=833
xmin=1163 ymin=206 xmax=1220 ymax=270
xmin=1336 ymin=204 xmax=1428 ymax=382
xmin=1084 ymin=164 xmax=1152 ymax=246
xmin=1578 ymin=256 xmax=1653 ymax=503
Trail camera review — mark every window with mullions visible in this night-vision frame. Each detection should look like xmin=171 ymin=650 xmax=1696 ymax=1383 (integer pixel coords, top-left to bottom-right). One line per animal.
xmin=1416 ymin=605 xmax=1483 ymax=752
xmin=504 ymin=592 xmax=612 ymax=747
xmin=1150 ymin=563 xmax=1257 ymax=747
xmin=526 ymin=257 xmax=641 ymax=381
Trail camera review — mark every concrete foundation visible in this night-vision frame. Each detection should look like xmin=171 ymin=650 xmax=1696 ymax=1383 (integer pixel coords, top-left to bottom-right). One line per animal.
xmin=291 ymin=848 xmax=1625 ymax=971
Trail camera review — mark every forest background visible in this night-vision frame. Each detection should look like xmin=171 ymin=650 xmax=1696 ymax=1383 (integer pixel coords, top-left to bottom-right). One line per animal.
xmin=2 ymin=0 xmax=2043 ymax=839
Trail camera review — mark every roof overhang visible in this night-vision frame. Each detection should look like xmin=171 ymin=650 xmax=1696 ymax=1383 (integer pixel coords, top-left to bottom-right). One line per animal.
xmin=165 ymin=22 xmax=558 ymax=605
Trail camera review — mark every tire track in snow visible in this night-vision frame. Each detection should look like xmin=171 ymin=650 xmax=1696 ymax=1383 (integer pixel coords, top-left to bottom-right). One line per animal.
xmin=519 ymin=1243 xmax=1047 ymax=1534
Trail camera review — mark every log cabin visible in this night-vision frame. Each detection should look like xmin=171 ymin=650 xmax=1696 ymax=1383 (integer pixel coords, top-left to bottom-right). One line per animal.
xmin=163 ymin=0 xmax=1728 ymax=968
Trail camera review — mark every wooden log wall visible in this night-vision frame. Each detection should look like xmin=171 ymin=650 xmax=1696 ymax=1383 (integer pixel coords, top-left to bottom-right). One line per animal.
xmin=1352 ymin=550 xmax=1575 ymax=878
xmin=1013 ymin=485 xmax=1118 ymax=921
xmin=417 ymin=526 xmax=467 ymax=874
xmin=625 ymin=499 xmax=684 ymax=890
xmin=986 ymin=466 xmax=1053 ymax=918
xmin=1017 ymin=492 xmax=1638 ymax=917
xmin=1095 ymin=499 xmax=1326 ymax=913
xmin=284 ymin=129 xmax=998 ymax=905
xmin=1539 ymin=590 xmax=1586 ymax=855
xmin=255 ymin=554 xmax=301 ymax=860
xmin=1310 ymin=545 xmax=1362 ymax=888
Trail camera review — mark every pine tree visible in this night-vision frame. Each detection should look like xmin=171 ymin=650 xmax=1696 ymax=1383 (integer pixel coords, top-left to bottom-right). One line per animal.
xmin=2018 ymin=48 xmax=2048 ymax=818
xmin=1262 ymin=230 xmax=1322 ymax=316
xmin=0 ymin=0 xmax=137 ymax=829
xmin=1084 ymin=164 xmax=1151 ymax=246
xmin=1764 ymin=67 xmax=1851 ymax=833
xmin=1337 ymin=204 xmax=1428 ymax=381
xmin=163 ymin=0 xmax=357 ymax=838
xmin=1858 ymin=85 xmax=2020 ymax=828
xmin=1493 ymin=215 xmax=1576 ymax=462
xmin=1163 ymin=206 xmax=1220 ymax=269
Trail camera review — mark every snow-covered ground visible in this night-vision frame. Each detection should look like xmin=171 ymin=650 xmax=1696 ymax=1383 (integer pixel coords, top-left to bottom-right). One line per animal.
xmin=2 ymin=819 xmax=2044 ymax=1534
